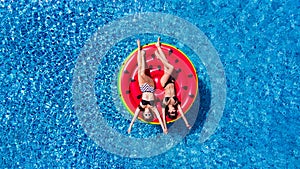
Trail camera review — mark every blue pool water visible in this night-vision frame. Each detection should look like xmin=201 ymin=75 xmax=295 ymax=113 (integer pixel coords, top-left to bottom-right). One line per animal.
xmin=1 ymin=0 xmax=299 ymax=168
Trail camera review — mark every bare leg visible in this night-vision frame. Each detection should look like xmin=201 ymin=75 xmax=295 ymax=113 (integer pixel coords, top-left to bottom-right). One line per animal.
xmin=155 ymin=37 xmax=175 ymax=87
xmin=137 ymin=40 xmax=154 ymax=86
xmin=155 ymin=37 xmax=169 ymax=63
xmin=154 ymin=50 xmax=174 ymax=87
xmin=154 ymin=50 xmax=174 ymax=74
xmin=137 ymin=40 xmax=145 ymax=85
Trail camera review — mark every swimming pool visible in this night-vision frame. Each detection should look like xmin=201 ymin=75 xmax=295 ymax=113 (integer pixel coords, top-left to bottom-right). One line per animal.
xmin=1 ymin=0 xmax=299 ymax=168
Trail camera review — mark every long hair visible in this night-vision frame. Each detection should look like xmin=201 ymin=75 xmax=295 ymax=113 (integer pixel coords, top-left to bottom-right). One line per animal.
xmin=165 ymin=104 xmax=178 ymax=120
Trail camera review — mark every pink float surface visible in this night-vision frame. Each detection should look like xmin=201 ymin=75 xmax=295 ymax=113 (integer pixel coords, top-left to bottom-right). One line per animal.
xmin=118 ymin=43 xmax=198 ymax=124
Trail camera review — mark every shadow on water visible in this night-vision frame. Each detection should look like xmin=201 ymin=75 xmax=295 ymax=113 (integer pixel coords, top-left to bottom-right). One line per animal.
xmin=95 ymin=35 xmax=212 ymax=140
xmin=163 ymin=74 xmax=211 ymax=139
xmin=189 ymin=77 xmax=211 ymax=134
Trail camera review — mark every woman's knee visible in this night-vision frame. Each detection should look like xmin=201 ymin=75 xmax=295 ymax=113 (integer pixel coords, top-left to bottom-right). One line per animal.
xmin=169 ymin=64 xmax=174 ymax=72
xmin=160 ymin=75 xmax=169 ymax=85
xmin=139 ymin=70 xmax=146 ymax=77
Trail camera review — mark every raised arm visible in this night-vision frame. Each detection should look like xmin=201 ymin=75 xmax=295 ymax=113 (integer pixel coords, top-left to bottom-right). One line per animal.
xmin=161 ymin=104 xmax=167 ymax=131
xmin=127 ymin=107 xmax=141 ymax=134
xmin=177 ymin=104 xmax=192 ymax=129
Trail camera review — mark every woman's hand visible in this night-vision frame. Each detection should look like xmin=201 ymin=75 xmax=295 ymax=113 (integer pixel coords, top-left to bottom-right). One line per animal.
xmin=127 ymin=127 xmax=132 ymax=134
xmin=186 ymin=124 xmax=192 ymax=130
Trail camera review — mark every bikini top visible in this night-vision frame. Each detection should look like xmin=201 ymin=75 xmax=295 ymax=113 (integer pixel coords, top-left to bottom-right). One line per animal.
xmin=163 ymin=76 xmax=175 ymax=89
xmin=162 ymin=96 xmax=179 ymax=108
xmin=140 ymin=83 xmax=155 ymax=93
xmin=165 ymin=96 xmax=178 ymax=104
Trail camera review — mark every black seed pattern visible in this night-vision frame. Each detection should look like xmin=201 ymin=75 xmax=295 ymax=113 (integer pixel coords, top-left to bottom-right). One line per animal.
xmin=168 ymin=49 xmax=173 ymax=55
xmin=131 ymin=78 xmax=136 ymax=82
xmin=151 ymin=54 xmax=155 ymax=59
xmin=183 ymin=86 xmax=188 ymax=90
xmin=175 ymin=59 xmax=179 ymax=63
xmin=137 ymin=94 xmax=142 ymax=99
xmin=158 ymin=65 xmax=161 ymax=70
xmin=126 ymin=90 xmax=130 ymax=94
xmin=188 ymin=74 xmax=193 ymax=78
xmin=189 ymin=94 xmax=195 ymax=98
xmin=124 ymin=70 xmax=129 ymax=74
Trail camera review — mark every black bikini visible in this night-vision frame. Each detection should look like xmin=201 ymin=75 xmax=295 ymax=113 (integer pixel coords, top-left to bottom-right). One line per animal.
xmin=165 ymin=96 xmax=178 ymax=103
xmin=138 ymin=99 xmax=155 ymax=111
xmin=163 ymin=76 xmax=175 ymax=88
xmin=162 ymin=76 xmax=179 ymax=107
xmin=141 ymin=99 xmax=155 ymax=106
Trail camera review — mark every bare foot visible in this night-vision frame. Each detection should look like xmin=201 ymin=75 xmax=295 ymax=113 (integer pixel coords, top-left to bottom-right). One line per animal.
xmin=137 ymin=39 xmax=141 ymax=49
xmin=163 ymin=128 xmax=168 ymax=134
xmin=155 ymin=37 xmax=161 ymax=47
xmin=186 ymin=124 xmax=192 ymax=130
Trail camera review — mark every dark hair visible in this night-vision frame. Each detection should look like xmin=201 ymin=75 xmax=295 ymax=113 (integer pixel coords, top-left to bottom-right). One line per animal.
xmin=165 ymin=105 xmax=178 ymax=120
xmin=145 ymin=68 xmax=151 ymax=77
